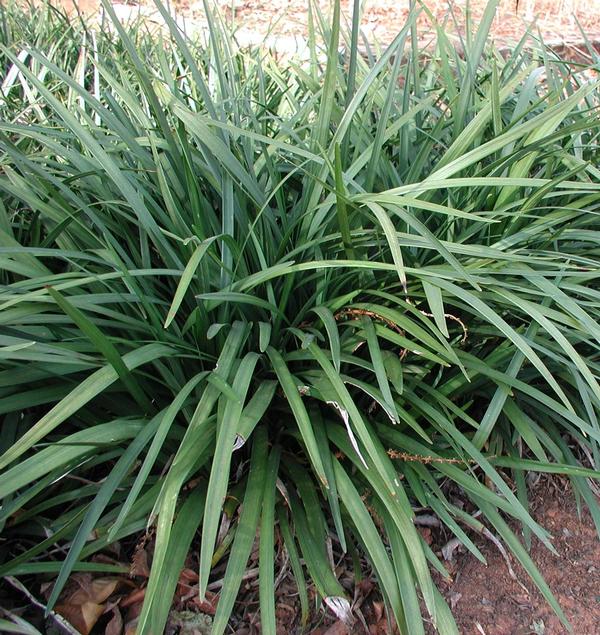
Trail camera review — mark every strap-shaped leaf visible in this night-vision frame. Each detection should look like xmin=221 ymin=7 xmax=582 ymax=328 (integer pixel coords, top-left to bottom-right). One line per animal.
xmin=212 ymin=427 xmax=269 ymax=635
xmin=0 ymin=344 xmax=173 ymax=470
xmin=267 ymin=347 xmax=328 ymax=488
xmin=164 ymin=237 xmax=219 ymax=328
xmin=259 ymin=445 xmax=281 ymax=635
xmin=46 ymin=416 xmax=161 ymax=611
xmin=199 ymin=352 xmax=260 ymax=600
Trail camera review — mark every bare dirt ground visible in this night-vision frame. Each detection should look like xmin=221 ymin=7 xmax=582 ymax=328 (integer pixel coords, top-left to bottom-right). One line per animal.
xmin=66 ymin=0 xmax=600 ymax=56
xmin=300 ymin=479 xmax=600 ymax=635
xmin=172 ymin=0 xmax=600 ymax=47
xmin=431 ymin=480 xmax=600 ymax=635
xmin=3 ymin=478 xmax=598 ymax=634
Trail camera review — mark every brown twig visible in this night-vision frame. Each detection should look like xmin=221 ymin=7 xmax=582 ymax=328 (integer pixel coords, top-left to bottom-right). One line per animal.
xmin=334 ymin=307 xmax=409 ymax=359
xmin=387 ymin=449 xmax=478 ymax=464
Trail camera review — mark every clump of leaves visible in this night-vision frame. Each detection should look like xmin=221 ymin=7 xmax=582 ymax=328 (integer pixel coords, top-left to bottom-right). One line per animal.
xmin=1 ymin=0 xmax=600 ymax=633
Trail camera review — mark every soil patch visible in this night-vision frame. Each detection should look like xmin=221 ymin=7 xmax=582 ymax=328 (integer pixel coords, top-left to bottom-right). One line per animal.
xmin=179 ymin=0 xmax=600 ymax=48
xmin=60 ymin=0 xmax=600 ymax=57
xmin=432 ymin=480 xmax=600 ymax=635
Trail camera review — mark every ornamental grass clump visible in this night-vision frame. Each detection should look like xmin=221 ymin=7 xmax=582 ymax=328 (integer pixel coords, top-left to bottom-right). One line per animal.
xmin=1 ymin=0 xmax=600 ymax=632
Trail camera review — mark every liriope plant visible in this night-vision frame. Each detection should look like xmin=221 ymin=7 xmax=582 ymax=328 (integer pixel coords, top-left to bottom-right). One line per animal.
xmin=0 ymin=0 xmax=599 ymax=633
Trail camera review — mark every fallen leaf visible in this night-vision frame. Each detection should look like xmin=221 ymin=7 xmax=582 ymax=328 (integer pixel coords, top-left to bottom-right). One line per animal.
xmin=121 ymin=587 xmax=146 ymax=609
xmin=372 ymin=601 xmax=384 ymax=623
xmin=67 ymin=577 xmax=122 ymax=606
xmin=91 ymin=577 xmax=125 ymax=603
xmin=56 ymin=600 xmax=104 ymax=635
xmin=177 ymin=568 xmax=200 ymax=600
xmin=106 ymin=607 xmax=124 ymax=635
xmin=56 ymin=575 xmax=130 ymax=634
xmin=418 ymin=527 xmax=433 ymax=545
xmin=191 ymin=590 xmax=218 ymax=615
xmin=180 ymin=568 xmax=199 ymax=583
xmin=124 ymin=617 xmax=138 ymax=635
xmin=374 ymin=614 xmax=399 ymax=635
xmin=357 ymin=579 xmax=374 ymax=597
xmin=322 ymin=620 xmax=348 ymax=635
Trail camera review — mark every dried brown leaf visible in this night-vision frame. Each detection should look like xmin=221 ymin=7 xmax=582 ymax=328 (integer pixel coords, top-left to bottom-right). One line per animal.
xmin=190 ymin=590 xmax=218 ymax=615
xmin=106 ymin=607 xmax=124 ymax=635
xmin=56 ymin=601 xmax=104 ymax=635
xmin=121 ymin=587 xmax=146 ymax=609
xmin=322 ymin=621 xmax=349 ymax=635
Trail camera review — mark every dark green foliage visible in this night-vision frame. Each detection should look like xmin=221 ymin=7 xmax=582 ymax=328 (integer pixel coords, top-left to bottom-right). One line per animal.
xmin=0 ymin=1 xmax=599 ymax=633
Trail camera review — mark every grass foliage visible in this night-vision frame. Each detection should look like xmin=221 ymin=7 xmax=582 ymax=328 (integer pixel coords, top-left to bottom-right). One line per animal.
xmin=1 ymin=0 xmax=600 ymax=632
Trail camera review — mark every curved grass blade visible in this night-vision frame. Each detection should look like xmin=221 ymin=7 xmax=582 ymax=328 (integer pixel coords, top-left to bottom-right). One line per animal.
xmin=211 ymin=426 xmax=269 ymax=635
xmin=164 ymin=237 xmax=219 ymax=328
xmin=267 ymin=346 xmax=328 ymax=487
xmin=198 ymin=351 xmax=260 ymax=600
xmin=259 ymin=445 xmax=282 ymax=635
xmin=0 ymin=344 xmax=172 ymax=470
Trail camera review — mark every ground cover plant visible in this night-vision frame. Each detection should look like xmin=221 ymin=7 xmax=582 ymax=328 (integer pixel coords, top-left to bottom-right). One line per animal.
xmin=1 ymin=0 xmax=600 ymax=632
